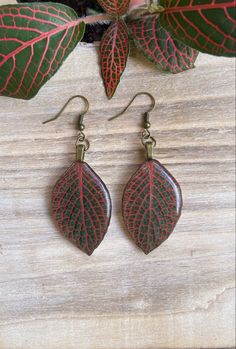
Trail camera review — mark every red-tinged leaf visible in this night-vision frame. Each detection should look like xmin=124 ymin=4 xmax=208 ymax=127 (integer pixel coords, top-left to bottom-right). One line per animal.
xmin=123 ymin=159 xmax=182 ymax=254
xmin=128 ymin=15 xmax=198 ymax=73
xmin=0 ymin=3 xmax=85 ymax=100
xmin=100 ymin=19 xmax=129 ymax=98
xmin=159 ymin=0 xmax=236 ymax=57
xmin=97 ymin=0 xmax=131 ymax=16
xmin=52 ymin=161 xmax=112 ymax=256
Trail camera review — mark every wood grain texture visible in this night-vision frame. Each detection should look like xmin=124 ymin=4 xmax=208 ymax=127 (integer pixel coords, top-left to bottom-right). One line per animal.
xmin=0 ymin=2 xmax=235 ymax=347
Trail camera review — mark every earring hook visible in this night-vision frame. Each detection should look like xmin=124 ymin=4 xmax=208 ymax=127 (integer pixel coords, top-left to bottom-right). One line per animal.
xmin=43 ymin=95 xmax=90 ymax=128
xmin=108 ymin=92 xmax=156 ymax=122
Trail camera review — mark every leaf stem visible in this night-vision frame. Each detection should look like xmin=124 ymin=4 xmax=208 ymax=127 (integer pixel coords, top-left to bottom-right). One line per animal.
xmin=80 ymin=13 xmax=113 ymax=25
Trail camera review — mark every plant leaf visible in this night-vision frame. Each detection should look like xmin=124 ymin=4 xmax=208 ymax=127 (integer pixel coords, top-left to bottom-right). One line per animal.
xmin=128 ymin=15 xmax=198 ymax=74
xmin=52 ymin=161 xmax=112 ymax=256
xmin=100 ymin=19 xmax=129 ymax=98
xmin=0 ymin=3 xmax=85 ymax=100
xmin=97 ymin=0 xmax=131 ymax=16
xmin=122 ymin=159 xmax=182 ymax=254
xmin=159 ymin=0 xmax=236 ymax=57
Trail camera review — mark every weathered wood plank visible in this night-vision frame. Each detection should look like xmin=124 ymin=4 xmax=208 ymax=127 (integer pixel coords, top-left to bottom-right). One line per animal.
xmin=0 ymin=2 xmax=235 ymax=347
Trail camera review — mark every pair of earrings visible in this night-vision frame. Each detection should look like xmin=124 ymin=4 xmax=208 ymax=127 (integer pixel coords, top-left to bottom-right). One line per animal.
xmin=43 ymin=93 xmax=182 ymax=255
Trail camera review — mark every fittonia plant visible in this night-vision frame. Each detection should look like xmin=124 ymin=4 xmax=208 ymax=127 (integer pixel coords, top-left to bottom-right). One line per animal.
xmin=0 ymin=0 xmax=235 ymax=100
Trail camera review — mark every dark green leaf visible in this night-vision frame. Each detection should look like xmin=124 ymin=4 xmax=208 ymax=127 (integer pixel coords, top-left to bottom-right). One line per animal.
xmin=0 ymin=3 xmax=85 ymax=99
xmin=128 ymin=15 xmax=198 ymax=73
xmin=160 ymin=0 xmax=236 ymax=57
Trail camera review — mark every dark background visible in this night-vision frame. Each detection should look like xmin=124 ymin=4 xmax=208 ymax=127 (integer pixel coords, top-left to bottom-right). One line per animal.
xmin=17 ymin=0 xmax=109 ymax=42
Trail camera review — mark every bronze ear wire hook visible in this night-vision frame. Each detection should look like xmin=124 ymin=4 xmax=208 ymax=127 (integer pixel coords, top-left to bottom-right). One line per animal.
xmin=108 ymin=92 xmax=157 ymax=160
xmin=42 ymin=95 xmax=90 ymax=131
xmin=108 ymin=92 xmax=156 ymax=123
xmin=43 ymin=95 xmax=90 ymax=161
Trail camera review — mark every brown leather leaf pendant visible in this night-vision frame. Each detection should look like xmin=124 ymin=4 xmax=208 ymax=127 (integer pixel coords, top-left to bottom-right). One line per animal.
xmin=122 ymin=159 xmax=182 ymax=254
xmin=52 ymin=161 xmax=111 ymax=255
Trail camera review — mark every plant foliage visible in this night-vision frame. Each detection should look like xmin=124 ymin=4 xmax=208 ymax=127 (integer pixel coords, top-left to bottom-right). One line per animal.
xmin=0 ymin=0 xmax=235 ymax=99
xmin=0 ymin=3 xmax=85 ymax=99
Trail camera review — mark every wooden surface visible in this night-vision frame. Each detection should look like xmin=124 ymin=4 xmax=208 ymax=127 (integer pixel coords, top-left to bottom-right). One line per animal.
xmin=0 ymin=3 xmax=235 ymax=347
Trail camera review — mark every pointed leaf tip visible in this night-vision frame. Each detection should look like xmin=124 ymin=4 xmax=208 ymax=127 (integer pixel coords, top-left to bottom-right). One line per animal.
xmin=100 ymin=20 xmax=129 ymax=98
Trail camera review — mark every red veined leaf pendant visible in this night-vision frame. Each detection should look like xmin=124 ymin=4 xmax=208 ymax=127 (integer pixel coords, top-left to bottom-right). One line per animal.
xmin=45 ymin=96 xmax=112 ymax=255
xmin=52 ymin=161 xmax=112 ymax=255
xmin=123 ymin=159 xmax=182 ymax=254
xmin=118 ymin=93 xmax=183 ymax=254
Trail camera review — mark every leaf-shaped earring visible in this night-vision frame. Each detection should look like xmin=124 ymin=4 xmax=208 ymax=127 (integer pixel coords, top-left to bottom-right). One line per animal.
xmin=109 ymin=92 xmax=183 ymax=254
xmin=43 ymin=96 xmax=112 ymax=255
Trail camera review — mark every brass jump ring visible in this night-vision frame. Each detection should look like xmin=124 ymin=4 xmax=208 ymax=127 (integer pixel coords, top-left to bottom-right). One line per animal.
xmin=76 ymin=137 xmax=90 ymax=151
xmin=142 ymin=135 xmax=156 ymax=147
